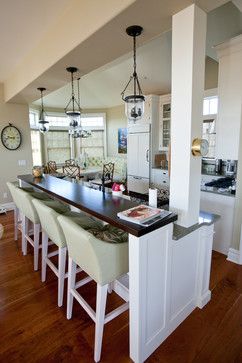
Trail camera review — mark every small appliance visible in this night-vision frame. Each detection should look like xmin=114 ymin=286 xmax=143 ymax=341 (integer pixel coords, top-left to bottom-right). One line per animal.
xmin=226 ymin=160 xmax=237 ymax=177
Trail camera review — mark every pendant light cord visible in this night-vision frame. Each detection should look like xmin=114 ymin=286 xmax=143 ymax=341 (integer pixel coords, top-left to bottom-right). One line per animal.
xmin=121 ymin=29 xmax=144 ymax=100
xmin=133 ymin=35 xmax=137 ymax=96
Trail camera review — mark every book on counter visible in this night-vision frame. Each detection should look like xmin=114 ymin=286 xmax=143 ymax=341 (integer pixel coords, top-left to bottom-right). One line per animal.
xmin=117 ymin=204 xmax=172 ymax=226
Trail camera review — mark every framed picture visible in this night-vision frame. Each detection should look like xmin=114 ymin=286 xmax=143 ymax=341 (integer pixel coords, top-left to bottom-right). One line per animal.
xmin=118 ymin=128 xmax=127 ymax=154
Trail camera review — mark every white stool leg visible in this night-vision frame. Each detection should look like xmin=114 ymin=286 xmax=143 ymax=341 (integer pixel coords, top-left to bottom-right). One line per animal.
xmin=58 ymin=246 xmax=67 ymax=307
xmin=14 ymin=206 xmax=18 ymax=241
xmin=33 ymin=223 xmax=40 ymax=271
xmin=94 ymin=284 xmax=108 ymax=363
xmin=22 ymin=216 xmax=28 ymax=255
xmin=67 ymin=257 xmax=76 ymax=319
xmin=41 ymin=231 xmax=48 ymax=282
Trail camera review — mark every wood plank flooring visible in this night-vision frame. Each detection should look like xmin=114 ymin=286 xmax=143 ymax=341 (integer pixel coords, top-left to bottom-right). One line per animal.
xmin=0 ymin=211 xmax=241 ymax=363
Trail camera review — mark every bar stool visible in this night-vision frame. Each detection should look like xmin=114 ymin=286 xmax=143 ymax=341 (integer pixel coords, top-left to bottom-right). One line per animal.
xmin=58 ymin=215 xmax=129 ymax=362
xmin=7 ymin=182 xmax=69 ymax=270
xmin=32 ymin=199 xmax=103 ymax=307
xmin=7 ymin=181 xmax=51 ymax=241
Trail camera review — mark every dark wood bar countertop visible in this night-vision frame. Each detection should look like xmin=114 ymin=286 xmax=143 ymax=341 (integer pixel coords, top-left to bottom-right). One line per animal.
xmin=18 ymin=174 xmax=177 ymax=237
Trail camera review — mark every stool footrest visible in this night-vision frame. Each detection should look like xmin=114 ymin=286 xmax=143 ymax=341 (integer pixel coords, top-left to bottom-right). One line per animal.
xmin=75 ymin=276 xmax=92 ymax=289
xmin=104 ymin=302 xmax=129 ymax=324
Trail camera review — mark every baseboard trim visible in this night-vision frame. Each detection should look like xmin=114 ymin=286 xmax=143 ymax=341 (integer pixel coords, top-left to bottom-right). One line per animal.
xmin=0 ymin=202 xmax=15 ymax=211
xmin=197 ymin=290 xmax=211 ymax=309
xmin=227 ymin=248 xmax=241 ymax=265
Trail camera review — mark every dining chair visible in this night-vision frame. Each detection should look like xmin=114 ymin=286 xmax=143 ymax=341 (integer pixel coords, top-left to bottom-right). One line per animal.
xmin=65 ymin=159 xmax=76 ymax=166
xmin=46 ymin=160 xmax=57 ymax=174
xmin=62 ymin=164 xmax=81 ymax=179
xmin=58 ymin=215 xmax=129 ymax=362
xmin=90 ymin=162 xmax=115 ymax=190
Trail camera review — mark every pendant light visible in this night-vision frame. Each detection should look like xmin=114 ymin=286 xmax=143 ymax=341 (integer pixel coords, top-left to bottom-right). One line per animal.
xmin=65 ymin=67 xmax=81 ymax=138
xmin=37 ymin=87 xmax=49 ymax=134
xmin=121 ymin=25 xmax=145 ymax=122
xmin=64 ymin=67 xmax=91 ymax=138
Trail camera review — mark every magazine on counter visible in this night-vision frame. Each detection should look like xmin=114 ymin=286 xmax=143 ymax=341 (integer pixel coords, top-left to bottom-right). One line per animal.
xmin=117 ymin=204 xmax=172 ymax=226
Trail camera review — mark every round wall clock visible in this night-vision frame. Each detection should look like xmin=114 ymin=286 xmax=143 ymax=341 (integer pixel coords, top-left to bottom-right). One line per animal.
xmin=1 ymin=123 xmax=22 ymax=150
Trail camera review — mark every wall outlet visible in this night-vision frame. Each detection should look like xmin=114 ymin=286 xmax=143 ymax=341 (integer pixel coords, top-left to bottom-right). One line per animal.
xmin=3 ymin=192 xmax=8 ymax=199
xmin=18 ymin=160 xmax=26 ymax=166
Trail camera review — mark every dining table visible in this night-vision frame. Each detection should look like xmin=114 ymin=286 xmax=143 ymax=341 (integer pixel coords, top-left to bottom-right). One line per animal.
xmin=17 ymin=174 xmax=215 ymax=363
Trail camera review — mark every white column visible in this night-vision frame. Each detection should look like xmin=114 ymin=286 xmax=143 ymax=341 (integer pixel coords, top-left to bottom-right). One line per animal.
xmin=169 ymin=4 xmax=206 ymax=227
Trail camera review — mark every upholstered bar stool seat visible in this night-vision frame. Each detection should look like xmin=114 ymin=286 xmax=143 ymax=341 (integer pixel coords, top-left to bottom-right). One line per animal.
xmin=58 ymin=215 xmax=129 ymax=362
xmin=32 ymin=199 xmax=103 ymax=307
xmin=7 ymin=182 xmax=50 ymax=241
xmin=7 ymin=182 xmax=69 ymax=271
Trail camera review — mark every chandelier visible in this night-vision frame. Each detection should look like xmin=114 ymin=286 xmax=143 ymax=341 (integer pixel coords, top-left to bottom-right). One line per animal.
xmin=64 ymin=67 xmax=91 ymax=138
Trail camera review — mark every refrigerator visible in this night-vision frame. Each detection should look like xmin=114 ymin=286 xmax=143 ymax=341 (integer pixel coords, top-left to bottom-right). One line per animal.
xmin=127 ymin=124 xmax=150 ymax=194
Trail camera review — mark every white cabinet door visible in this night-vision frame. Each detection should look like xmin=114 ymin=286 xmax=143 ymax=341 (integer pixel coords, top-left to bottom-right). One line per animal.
xmin=128 ymin=132 xmax=150 ymax=178
xmin=127 ymin=133 xmax=139 ymax=176
xmin=138 ymin=133 xmax=150 ymax=178
xmin=200 ymin=191 xmax=235 ymax=255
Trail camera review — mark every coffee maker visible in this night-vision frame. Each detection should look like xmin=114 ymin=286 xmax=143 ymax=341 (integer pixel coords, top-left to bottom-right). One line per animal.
xmin=226 ymin=160 xmax=237 ymax=177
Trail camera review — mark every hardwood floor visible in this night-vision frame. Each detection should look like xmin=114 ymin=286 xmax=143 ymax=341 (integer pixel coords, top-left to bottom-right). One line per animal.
xmin=0 ymin=211 xmax=241 ymax=363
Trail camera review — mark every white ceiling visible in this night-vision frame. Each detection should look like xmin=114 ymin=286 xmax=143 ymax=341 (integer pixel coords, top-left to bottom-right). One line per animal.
xmin=32 ymin=1 xmax=242 ymax=110
xmin=3 ymin=0 xmax=231 ymax=104
xmin=0 ymin=0 xmax=71 ymax=82
xmin=33 ymin=31 xmax=172 ymax=110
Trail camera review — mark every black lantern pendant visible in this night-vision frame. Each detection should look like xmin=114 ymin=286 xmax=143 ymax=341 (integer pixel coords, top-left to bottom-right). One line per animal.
xmin=37 ymin=87 xmax=49 ymax=134
xmin=65 ymin=67 xmax=81 ymax=138
xmin=121 ymin=25 xmax=145 ymax=122
xmin=64 ymin=67 xmax=91 ymax=138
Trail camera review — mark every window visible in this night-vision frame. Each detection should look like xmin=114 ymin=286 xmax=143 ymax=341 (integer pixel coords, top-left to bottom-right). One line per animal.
xmin=29 ymin=110 xmax=42 ymax=166
xmin=31 ymin=130 xmax=42 ymax=165
xmin=202 ymin=119 xmax=216 ymax=158
xmin=29 ymin=112 xmax=106 ymax=164
xmin=203 ymin=96 xmax=218 ymax=116
xmin=45 ymin=115 xmax=69 ymax=127
xmin=46 ymin=131 xmax=71 ymax=163
xmin=79 ymin=114 xmax=106 ymax=158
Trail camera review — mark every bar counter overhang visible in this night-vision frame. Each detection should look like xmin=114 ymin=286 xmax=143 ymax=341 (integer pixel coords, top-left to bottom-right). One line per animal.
xmin=18 ymin=174 xmax=215 ymax=363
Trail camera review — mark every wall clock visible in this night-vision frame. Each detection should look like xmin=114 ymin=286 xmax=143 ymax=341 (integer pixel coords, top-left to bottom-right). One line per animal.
xmin=1 ymin=123 xmax=22 ymax=150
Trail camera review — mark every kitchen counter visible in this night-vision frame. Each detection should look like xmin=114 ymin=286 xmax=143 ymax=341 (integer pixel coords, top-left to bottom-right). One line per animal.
xmin=201 ymin=186 xmax=235 ymax=197
xmin=173 ymin=211 xmax=220 ymax=240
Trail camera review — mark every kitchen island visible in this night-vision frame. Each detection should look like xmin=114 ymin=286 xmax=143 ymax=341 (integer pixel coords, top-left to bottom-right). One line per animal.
xmin=18 ymin=174 xmax=215 ymax=363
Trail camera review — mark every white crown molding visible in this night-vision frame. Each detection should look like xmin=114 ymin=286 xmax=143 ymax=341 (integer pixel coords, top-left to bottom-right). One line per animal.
xmin=227 ymin=248 xmax=242 ymax=265
xmin=214 ymin=34 xmax=242 ymax=58
xmin=0 ymin=202 xmax=15 ymax=212
xmin=232 ymin=0 xmax=242 ymax=12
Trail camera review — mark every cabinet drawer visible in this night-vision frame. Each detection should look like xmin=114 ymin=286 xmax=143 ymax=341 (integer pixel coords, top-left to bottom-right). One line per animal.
xmin=128 ymin=176 xmax=149 ymax=194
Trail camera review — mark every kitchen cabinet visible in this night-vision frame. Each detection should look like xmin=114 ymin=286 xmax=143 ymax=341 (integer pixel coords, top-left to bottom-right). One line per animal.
xmin=151 ymin=168 xmax=169 ymax=188
xmin=136 ymin=95 xmax=159 ymax=125
xmin=200 ymin=191 xmax=235 ymax=255
xmin=215 ymin=35 xmax=242 ymax=160
xmin=159 ymin=94 xmax=171 ymax=151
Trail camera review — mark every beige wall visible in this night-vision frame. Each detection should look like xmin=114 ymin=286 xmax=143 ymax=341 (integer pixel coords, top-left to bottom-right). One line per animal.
xmin=205 ymin=56 xmax=218 ymax=90
xmin=106 ymin=105 xmax=126 ymax=157
xmin=0 ymin=84 xmax=32 ymax=205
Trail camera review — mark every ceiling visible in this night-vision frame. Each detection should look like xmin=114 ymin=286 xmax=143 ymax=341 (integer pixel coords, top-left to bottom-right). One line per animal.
xmin=0 ymin=0 xmax=70 ymax=81
xmin=32 ymin=1 xmax=242 ymax=110
xmin=3 ymin=0 xmax=231 ymax=104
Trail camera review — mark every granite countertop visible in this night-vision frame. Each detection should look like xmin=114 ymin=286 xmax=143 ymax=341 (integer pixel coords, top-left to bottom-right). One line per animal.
xmin=200 ymin=187 xmax=235 ymax=197
xmin=173 ymin=211 xmax=220 ymax=240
